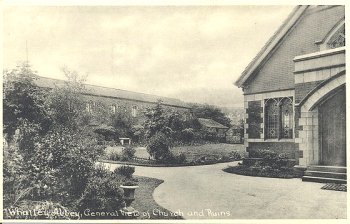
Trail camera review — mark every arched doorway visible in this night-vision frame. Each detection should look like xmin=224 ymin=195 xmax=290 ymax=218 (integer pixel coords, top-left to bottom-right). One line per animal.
xmin=296 ymin=72 xmax=345 ymax=166
xmin=318 ymin=86 xmax=346 ymax=166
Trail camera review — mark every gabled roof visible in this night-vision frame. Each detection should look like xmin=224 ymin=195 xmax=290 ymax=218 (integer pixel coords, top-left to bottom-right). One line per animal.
xmin=34 ymin=76 xmax=190 ymax=108
xmin=198 ymin=118 xmax=229 ymax=129
xmin=234 ymin=5 xmax=309 ymax=88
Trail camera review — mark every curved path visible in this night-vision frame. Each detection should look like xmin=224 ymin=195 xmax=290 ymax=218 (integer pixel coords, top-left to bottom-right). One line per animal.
xmin=104 ymin=162 xmax=346 ymax=219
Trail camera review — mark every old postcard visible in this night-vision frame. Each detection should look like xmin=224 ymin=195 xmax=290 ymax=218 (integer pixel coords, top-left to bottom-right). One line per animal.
xmin=1 ymin=0 xmax=348 ymax=223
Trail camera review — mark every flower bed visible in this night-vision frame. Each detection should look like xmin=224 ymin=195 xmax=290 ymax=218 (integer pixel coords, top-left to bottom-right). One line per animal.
xmin=101 ymin=150 xmax=242 ymax=167
xmin=102 ymin=143 xmax=244 ymax=167
xmin=223 ymin=149 xmax=301 ymax=179
xmin=223 ymin=165 xmax=300 ymax=179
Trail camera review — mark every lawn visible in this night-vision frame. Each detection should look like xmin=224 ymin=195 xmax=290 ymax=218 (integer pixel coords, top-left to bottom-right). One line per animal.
xmin=171 ymin=143 xmax=245 ymax=161
xmin=104 ymin=143 xmax=245 ymax=165
xmin=130 ymin=143 xmax=245 ymax=160
xmin=133 ymin=176 xmax=183 ymax=219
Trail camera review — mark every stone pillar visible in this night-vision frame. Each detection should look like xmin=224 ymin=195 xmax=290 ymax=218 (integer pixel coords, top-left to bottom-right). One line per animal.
xmin=297 ymin=108 xmax=319 ymax=166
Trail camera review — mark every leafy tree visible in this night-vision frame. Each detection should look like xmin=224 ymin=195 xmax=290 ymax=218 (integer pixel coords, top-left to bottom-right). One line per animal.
xmin=191 ymin=104 xmax=231 ymax=127
xmin=3 ymin=63 xmax=54 ymax=206
xmin=130 ymin=124 xmax=145 ymax=143
xmin=46 ymin=67 xmax=89 ymax=130
xmin=3 ymin=63 xmax=51 ymax=141
xmin=147 ymin=132 xmax=171 ymax=161
xmin=143 ymin=100 xmax=172 ymax=139
xmin=110 ymin=109 xmax=133 ymax=138
xmin=143 ymin=102 xmax=175 ymax=160
xmin=3 ymin=143 xmax=25 ymax=206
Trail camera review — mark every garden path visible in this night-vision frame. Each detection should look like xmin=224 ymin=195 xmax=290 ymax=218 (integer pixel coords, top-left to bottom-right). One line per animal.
xmin=104 ymin=161 xmax=347 ymax=219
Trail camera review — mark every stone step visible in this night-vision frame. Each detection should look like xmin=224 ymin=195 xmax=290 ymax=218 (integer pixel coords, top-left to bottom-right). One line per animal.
xmin=302 ymin=176 xmax=347 ymax=184
xmin=306 ymin=165 xmax=347 ymax=173
xmin=304 ymin=170 xmax=347 ymax=179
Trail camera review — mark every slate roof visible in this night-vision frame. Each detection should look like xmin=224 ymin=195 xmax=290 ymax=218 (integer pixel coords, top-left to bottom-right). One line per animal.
xmin=198 ymin=118 xmax=229 ymax=129
xmin=34 ymin=76 xmax=190 ymax=108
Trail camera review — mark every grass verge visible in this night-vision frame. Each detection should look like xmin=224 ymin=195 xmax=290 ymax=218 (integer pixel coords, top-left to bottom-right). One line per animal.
xmin=133 ymin=176 xmax=183 ymax=220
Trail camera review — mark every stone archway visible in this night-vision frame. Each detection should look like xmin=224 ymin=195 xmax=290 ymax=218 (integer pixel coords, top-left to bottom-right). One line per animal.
xmin=318 ymin=87 xmax=346 ymax=165
xmin=297 ymin=71 xmax=345 ymax=166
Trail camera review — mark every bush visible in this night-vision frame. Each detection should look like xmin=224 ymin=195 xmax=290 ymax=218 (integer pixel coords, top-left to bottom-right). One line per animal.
xmin=147 ymin=132 xmax=171 ymax=161
xmin=114 ymin=165 xmax=135 ymax=179
xmin=28 ymin=129 xmax=105 ymax=198
xmin=108 ymin=151 xmax=121 ymax=161
xmin=258 ymin=150 xmax=291 ymax=169
xmin=3 ymin=144 xmax=25 ymax=206
xmin=223 ymin=165 xmax=298 ymax=179
xmin=131 ymin=125 xmax=145 ymax=144
xmin=77 ymin=176 xmax=124 ymax=218
xmin=90 ymin=164 xmax=111 ymax=178
xmin=181 ymin=128 xmax=195 ymax=143
xmin=174 ymin=152 xmax=187 ymax=164
xmin=160 ymin=151 xmax=187 ymax=164
xmin=228 ymin=151 xmax=242 ymax=160
xmin=121 ymin=146 xmax=136 ymax=161
xmin=223 ymin=149 xmax=297 ymax=179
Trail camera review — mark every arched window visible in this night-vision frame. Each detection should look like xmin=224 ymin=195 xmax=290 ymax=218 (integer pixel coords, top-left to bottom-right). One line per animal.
xmin=265 ymin=97 xmax=293 ymax=139
xmin=86 ymin=101 xmax=93 ymax=114
xmin=280 ymin=97 xmax=293 ymax=139
xmin=132 ymin=105 xmax=138 ymax=117
xmin=318 ymin=20 xmax=345 ymax=50
xmin=110 ymin=104 xmax=116 ymax=114
xmin=327 ymin=23 xmax=345 ymax=49
xmin=265 ymin=98 xmax=279 ymax=139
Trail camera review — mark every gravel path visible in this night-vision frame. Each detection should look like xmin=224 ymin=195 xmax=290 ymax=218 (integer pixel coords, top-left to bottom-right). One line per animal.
xmin=104 ymin=161 xmax=347 ymax=219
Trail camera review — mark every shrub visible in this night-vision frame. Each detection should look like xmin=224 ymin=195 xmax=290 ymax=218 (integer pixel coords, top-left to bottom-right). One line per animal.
xmin=90 ymin=164 xmax=111 ymax=178
xmin=3 ymin=144 xmax=25 ymax=206
xmin=258 ymin=150 xmax=291 ymax=169
xmin=223 ymin=165 xmax=298 ymax=179
xmin=108 ymin=151 xmax=121 ymax=161
xmin=29 ymin=129 xmax=105 ymax=198
xmin=181 ymin=128 xmax=195 ymax=143
xmin=174 ymin=152 xmax=187 ymax=164
xmin=114 ymin=165 xmax=135 ymax=179
xmin=131 ymin=125 xmax=145 ymax=144
xmin=147 ymin=132 xmax=171 ymax=161
xmin=223 ymin=149 xmax=297 ymax=179
xmin=228 ymin=151 xmax=242 ymax=160
xmin=160 ymin=151 xmax=187 ymax=164
xmin=77 ymin=176 xmax=124 ymax=217
xmin=121 ymin=146 xmax=136 ymax=161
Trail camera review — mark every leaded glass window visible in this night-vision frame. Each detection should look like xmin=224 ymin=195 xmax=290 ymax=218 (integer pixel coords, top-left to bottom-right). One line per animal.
xmin=327 ymin=24 xmax=345 ymax=49
xmin=86 ymin=102 xmax=93 ymax=114
xmin=132 ymin=105 xmax=138 ymax=117
xmin=281 ymin=98 xmax=293 ymax=139
xmin=110 ymin=105 xmax=116 ymax=114
xmin=265 ymin=97 xmax=293 ymax=139
xmin=265 ymin=99 xmax=279 ymax=139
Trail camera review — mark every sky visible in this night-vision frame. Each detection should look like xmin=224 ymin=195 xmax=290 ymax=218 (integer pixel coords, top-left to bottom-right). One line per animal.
xmin=3 ymin=5 xmax=295 ymax=108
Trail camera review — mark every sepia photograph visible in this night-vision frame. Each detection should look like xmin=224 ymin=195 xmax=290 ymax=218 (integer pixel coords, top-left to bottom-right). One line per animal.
xmin=1 ymin=1 xmax=347 ymax=222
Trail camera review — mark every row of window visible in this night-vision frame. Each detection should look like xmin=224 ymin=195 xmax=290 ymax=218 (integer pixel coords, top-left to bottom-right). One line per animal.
xmin=264 ymin=97 xmax=293 ymax=139
xmin=86 ymin=102 xmax=138 ymax=118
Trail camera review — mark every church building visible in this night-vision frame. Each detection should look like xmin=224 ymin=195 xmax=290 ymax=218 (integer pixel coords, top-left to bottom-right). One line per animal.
xmin=235 ymin=6 xmax=345 ymax=182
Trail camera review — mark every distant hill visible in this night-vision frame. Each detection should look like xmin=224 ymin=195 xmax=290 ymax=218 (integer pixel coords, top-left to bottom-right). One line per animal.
xmin=169 ymin=87 xmax=244 ymax=109
xmin=219 ymin=106 xmax=245 ymax=126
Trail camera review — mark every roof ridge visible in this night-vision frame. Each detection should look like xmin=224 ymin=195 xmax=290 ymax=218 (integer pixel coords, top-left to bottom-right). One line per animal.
xmin=34 ymin=75 xmax=189 ymax=108
xmin=36 ymin=75 xmax=184 ymax=103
